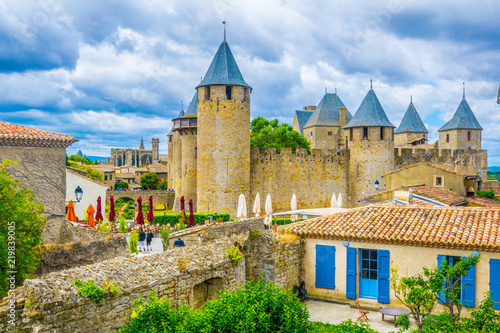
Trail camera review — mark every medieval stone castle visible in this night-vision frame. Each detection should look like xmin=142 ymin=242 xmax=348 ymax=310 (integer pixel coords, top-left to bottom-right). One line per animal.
xmin=168 ymin=37 xmax=487 ymax=214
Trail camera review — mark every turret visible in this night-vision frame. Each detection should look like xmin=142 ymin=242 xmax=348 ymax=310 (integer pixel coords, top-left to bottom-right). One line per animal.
xmin=344 ymin=85 xmax=395 ymax=201
xmin=171 ymin=107 xmax=186 ymax=211
xmin=438 ymin=90 xmax=482 ymax=150
xmin=196 ymin=37 xmax=251 ymax=214
xmin=394 ymin=99 xmax=428 ymax=147
xmin=302 ymin=91 xmax=352 ymax=149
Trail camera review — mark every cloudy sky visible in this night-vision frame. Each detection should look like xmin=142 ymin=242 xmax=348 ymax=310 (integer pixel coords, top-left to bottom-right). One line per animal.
xmin=1 ymin=0 xmax=499 ymax=164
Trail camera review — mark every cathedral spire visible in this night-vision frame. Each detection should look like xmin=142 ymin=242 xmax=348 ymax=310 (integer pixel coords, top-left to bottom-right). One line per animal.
xmin=139 ymin=137 xmax=145 ymax=149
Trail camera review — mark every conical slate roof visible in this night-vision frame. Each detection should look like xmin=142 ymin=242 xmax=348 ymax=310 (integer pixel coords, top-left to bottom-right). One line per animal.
xmin=177 ymin=108 xmax=185 ymax=118
xmin=303 ymin=93 xmax=352 ymax=128
xmin=344 ymin=89 xmax=394 ymax=129
xmin=196 ymin=40 xmax=251 ymax=89
xmin=183 ymin=92 xmax=198 ymax=117
xmin=438 ymin=98 xmax=482 ymax=131
xmin=395 ymin=102 xmax=428 ymax=134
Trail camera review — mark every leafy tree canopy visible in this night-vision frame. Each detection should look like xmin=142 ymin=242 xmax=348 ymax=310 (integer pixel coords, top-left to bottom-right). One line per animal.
xmin=250 ymin=116 xmax=311 ymax=154
xmin=158 ymin=180 xmax=169 ymax=190
xmin=140 ymin=172 xmax=160 ymax=190
xmin=68 ymin=154 xmax=92 ymax=165
xmin=0 ymin=160 xmax=46 ymax=297
xmin=115 ymin=182 xmax=129 ymax=190
xmin=67 ymin=162 xmax=103 ymax=182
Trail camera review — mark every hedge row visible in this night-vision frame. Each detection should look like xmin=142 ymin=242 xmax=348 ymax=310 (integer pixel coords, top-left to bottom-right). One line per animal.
xmin=153 ymin=212 xmax=230 ymax=226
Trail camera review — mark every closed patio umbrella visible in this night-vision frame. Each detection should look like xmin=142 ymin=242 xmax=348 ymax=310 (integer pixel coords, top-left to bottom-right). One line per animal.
xmin=188 ymin=199 xmax=195 ymax=227
xmin=291 ymin=193 xmax=298 ymax=222
xmin=108 ymin=195 xmax=116 ymax=223
xmin=237 ymin=194 xmax=247 ymax=219
xmin=66 ymin=200 xmax=76 ymax=222
xmin=253 ymin=193 xmax=261 ymax=217
xmin=264 ymin=194 xmax=272 ymax=225
xmin=86 ymin=204 xmax=96 ymax=228
xmin=180 ymin=196 xmax=187 ymax=224
xmin=136 ymin=196 xmax=144 ymax=225
xmin=147 ymin=195 xmax=154 ymax=223
xmin=95 ymin=196 xmax=103 ymax=223
xmin=337 ymin=193 xmax=343 ymax=209
xmin=331 ymin=192 xmax=337 ymax=208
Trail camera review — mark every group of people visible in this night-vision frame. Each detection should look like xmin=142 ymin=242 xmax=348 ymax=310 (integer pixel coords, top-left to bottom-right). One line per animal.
xmin=137 ymin=226 xmax=154 ymax=252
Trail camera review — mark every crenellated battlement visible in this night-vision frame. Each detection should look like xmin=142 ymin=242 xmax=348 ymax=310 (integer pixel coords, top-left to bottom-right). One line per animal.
xmin=250 ymin=147 xmax=349 ymax=165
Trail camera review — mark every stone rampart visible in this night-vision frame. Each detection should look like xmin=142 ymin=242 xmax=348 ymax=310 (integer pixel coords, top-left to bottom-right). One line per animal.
xmin=394 ymin=148 xmax=488 ymax=182
xmin=0 ymin=240 xmax=244 ymax=333
xmin=250 ymin=147 xmax=350 ymax=211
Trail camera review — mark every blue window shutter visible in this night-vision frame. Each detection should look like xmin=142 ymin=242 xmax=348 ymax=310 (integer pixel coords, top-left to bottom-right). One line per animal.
xmin=377 ymin=250 xmax=390 ymax=303
xmin=490 ymin=259 xmax=500 ymax=310
xmin=462 ymin=257 xmax=475 ymax=307
xmin=437 ymin=255 xmax=447 ymax=304
xmin=346 ymin=247 xmax=357 ymax=299
xmin=316 ymin=245 xmax=335 ymax=289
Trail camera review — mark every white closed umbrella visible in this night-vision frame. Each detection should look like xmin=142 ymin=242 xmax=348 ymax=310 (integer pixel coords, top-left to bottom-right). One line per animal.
xmin=253 ymin=193 xmax=261 ymax=217
xmin=291 ymin=193 xmax=298 ymax=222
xmin=331 ymin=192 xmax=337 ymax=208
xmin=236 ymin=194 xmax=247 ymax=219
xmin=265 ymin=194 xmax=273 ymax=225
xmin=337 ymin=193 xmax=343 ymax=208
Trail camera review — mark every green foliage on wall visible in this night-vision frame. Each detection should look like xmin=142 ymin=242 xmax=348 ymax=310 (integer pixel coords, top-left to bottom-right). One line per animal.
xmin=67 ymin=162 xmax=103 ymax=182
xmin=250 ymin=116 xmax=311 ymax=154
xmin=0 ymin=160 xmax=46 ymax=298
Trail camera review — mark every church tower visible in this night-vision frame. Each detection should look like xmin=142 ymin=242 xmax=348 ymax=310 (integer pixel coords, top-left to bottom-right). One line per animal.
xmin=196 ymin=36 xmax=252 ymax=214
xmin=394 ymin=99 xmax=428 ymax=147
xmin=344 ymin=85 xmax=395 ymax=201
xmin=151 ymin=138 xmax=160 ymax=163
xmin=438 ymin=89 xmax=482 ymax=150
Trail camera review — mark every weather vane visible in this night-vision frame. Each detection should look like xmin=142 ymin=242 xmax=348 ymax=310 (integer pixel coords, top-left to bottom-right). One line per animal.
xmin=223 ymin=20 xmax=227 ymax=41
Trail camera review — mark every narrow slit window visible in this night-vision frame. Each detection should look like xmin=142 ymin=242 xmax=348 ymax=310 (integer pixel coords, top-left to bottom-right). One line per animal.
xmin=350 ymin=128 xmax=353 ymax=141
xmin=363 ymin=127 xmax=368 ymax=140
xmin=205 ymin=87 xmax=210 ymax=100
xmin=380 ymin=127 xmax=384 ymax=140
xmin=468 ymin=131 xmax=471 ymax=141
xmin=226 ymin=86 xmax=232 ymax=100
xmin=446 ymin=134 xmax=450 ymax=143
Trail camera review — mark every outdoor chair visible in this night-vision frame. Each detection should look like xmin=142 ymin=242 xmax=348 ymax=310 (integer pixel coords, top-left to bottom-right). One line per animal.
xmin=355 ymin=301 xmax=369 ymax=323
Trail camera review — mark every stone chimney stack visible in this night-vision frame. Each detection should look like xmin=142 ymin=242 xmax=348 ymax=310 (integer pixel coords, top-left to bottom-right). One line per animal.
xmin=339 ymin=107 xmax=347 ymax=127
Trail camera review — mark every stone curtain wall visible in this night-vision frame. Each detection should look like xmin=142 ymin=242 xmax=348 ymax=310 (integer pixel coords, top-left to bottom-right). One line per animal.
xmin=394 ymin=148 xmax=488 ymax=183
xmin=250 ymin=147 xmax=350 ymax=212
xmin=0 ymin=146 xmax=67 ymax=244
xmin=0 ymin=240 xmax=244 ymax=333
xmin=246 ymin=230 xmax=304 ymax=290
xmin=168 ymin=217 xmax=265 ymax=248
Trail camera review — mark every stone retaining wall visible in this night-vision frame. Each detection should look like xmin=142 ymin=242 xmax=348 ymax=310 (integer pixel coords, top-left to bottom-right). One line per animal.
xmin=0 ymin=240 xmax=244 ymax=332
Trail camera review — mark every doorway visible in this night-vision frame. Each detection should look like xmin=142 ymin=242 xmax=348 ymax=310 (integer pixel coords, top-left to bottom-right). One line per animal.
xmin=359 ymin=249 xmax=378 ymax=299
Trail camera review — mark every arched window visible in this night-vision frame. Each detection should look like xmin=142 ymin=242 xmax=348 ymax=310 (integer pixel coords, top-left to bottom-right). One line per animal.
xmin=446 ymin=134 xmax=449 ymax=143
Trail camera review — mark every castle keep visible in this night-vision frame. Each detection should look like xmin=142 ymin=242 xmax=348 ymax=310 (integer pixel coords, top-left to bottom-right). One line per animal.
xmin=169 ymin=37 xmax=487 ymax=214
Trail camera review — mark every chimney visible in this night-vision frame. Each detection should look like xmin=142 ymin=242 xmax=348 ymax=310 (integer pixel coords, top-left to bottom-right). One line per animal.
xmin=339 ymin=107 xmax=347 ymax=127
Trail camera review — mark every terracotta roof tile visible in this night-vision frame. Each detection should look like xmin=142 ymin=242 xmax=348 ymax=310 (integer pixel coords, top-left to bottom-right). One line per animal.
xmin=282 ymin=206 xmax=500 ymax=251
xmin=382 ymin=162 xmax=478 ymax=178
xmin=0 ymin=121 xmax=77 ymax=148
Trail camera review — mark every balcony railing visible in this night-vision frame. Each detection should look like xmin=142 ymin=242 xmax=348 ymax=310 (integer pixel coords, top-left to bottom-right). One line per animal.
xmin=173 ymin=117 xmax=197 ymax=129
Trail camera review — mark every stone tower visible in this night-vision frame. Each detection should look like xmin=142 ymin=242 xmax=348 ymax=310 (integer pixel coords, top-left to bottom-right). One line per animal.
xmin=151 ymin=138 xmax=160 ymax=163
xmin=394 ymin=99 xmax=428 ymax=147
xmin=344 ymin=86 xmax=395 ymax=201
xmin=171 ymin=107 xmax=185 ymax=211
xmin=196 ymin=37 xmax=252 ymax=214
xmin=438 ymin=93 xmax=482 ymax=150
xmin=302 ymin=92 xmax=352 ymax=149
xmin=167 ymin=130 xmax=173 ymax=187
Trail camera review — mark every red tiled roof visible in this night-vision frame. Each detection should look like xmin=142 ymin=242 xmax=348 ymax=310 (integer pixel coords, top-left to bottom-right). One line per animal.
xmin=282 ymin=206 xmax=500 ymax=251
xmin=382 ymin=162 xmax=478 ymax=178
xmin=0 ymin=121 xmax=77 ymax=148
xmin=466 ymin=196 xmax=500 ymax=208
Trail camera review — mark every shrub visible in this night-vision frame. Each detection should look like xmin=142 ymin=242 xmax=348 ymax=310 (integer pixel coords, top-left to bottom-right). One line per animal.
xmin=310 ymin=320 xmax=377 ymax=333
xmin=73 ymin=279 xmax=121 ymax=304
xmin=0 ymin=160 xmax=46 ymax=297
xmin=129 ymin=229 xmax=139 ymax=255
xmin=98 ymin=221 xmax=111 ymax=232
xmin=225 ymin=245 xmax=245 ymax=263
xmin=159 ymin=226 xmax=171 ymax=251
xmin=158 ymin=180 xmax=169 ymax=190
xmin=153 ymin=212 xmax=231 ymax=226
xmin=140 ymin=172 xmax=160 ymax=190
xmin=118 ymin=216 xmax=127 ymax=233
xmin=177 ymin=214 xmax=186 ymax=231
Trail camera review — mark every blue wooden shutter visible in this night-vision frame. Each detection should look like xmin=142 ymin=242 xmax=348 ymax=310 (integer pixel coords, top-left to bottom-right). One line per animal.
xmin=437 ymin=255 xmax=447 ymax=304
xmin=490 ymin=259 xmax=500 ymax=310
xmin=377 ymin=250 xmax=390 ymax=303
xmin=316 ymin=245 xmax=335 ymax=289
xmin=462 ymin=256 xmax=475 ymax=307
xmin=346 ymin=247 xmax=357 ymax=299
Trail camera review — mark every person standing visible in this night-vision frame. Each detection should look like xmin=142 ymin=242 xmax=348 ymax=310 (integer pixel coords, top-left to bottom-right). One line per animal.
xmin=138 ymin=227 xmax=146 ymax=252
xmin=146 ymin=227 xmax=154 ymax=252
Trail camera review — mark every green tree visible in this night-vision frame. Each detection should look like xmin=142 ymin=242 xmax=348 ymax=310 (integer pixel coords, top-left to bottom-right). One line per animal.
xmin=424 ymin=254 xmax=481 ymax=332
xmin=0 ymin=160 xmax=46 ymax=297
xmin=250 ymin=116 xmax=311 ymax=154
xmin=68 ymin=154 xmax=92 ymax=164
xmin=140 ymin=172 xmax=160 ymax=190
xmin=158 ymin=180 xmax=169 ymax=190
xmin=476 ymin=190 xmax=498 ymax=201
xmin=390 ymin=264 xmax=435 ymax=333
xmin=67 ymin=162 xmax=103 ymax=182
xmin=115 ymin=182 xmax=129 ymax=190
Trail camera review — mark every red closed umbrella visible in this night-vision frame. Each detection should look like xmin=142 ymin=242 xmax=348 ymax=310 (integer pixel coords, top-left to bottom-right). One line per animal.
xmin=109 ymin=195 xmax=116 ymax=222
xmin=180 ymin=195 xmax=187 ymax=223
xmin=180 ymin=196 xmax=185 ymax=211
xmin=137 ymin=196 xmax=144 ymax=225
xmin=147 ymin=195 xmax=154 ymax=223
xmin=95 ymin=196 xmax=104 ymax=223
xmin=188 ymin=199 xmax=194 ymax=227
